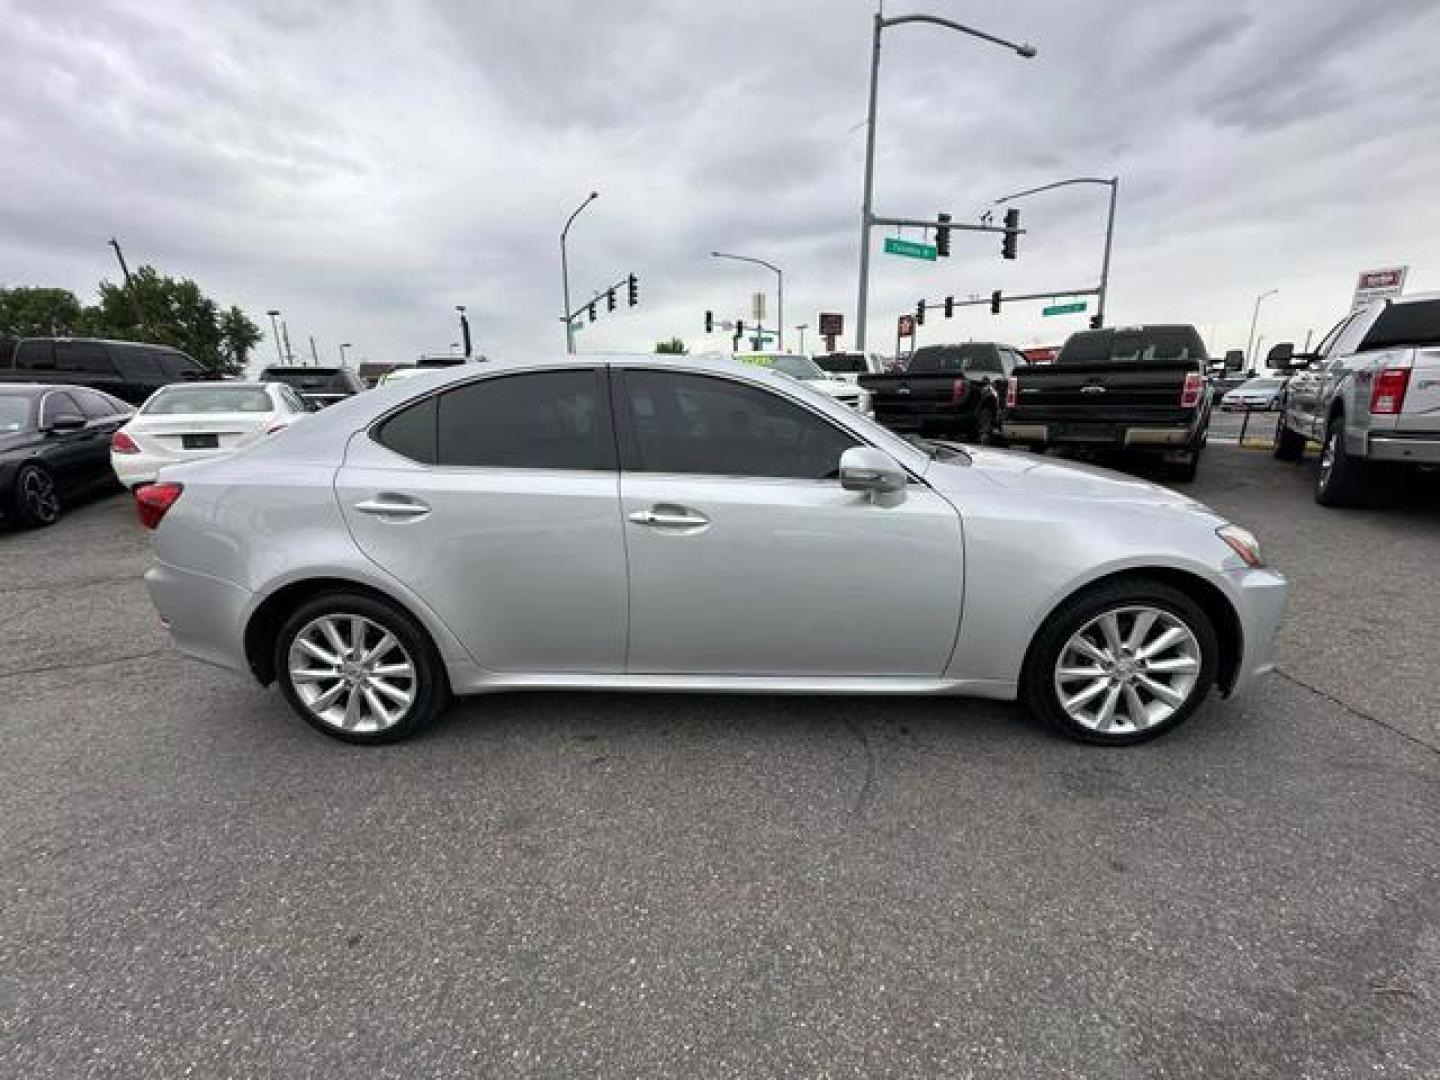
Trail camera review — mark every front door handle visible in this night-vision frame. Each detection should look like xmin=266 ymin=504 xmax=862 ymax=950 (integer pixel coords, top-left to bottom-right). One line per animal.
xmin=627 ymin=506 xmax=709 ymax=529
xmin=355 ymin=496 xmax=430 ymax=519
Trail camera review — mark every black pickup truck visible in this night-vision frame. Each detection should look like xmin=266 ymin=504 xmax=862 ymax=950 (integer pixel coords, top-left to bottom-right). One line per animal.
xmin=1001 ymin=325 xmax=1213 ymax=480
xmin=858 ymin=342 xmax=1026 ymax=443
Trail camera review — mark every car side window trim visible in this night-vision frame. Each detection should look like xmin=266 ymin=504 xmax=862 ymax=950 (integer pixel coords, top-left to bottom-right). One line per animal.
xmin=39 ymin=390 xmax=85 ymax=427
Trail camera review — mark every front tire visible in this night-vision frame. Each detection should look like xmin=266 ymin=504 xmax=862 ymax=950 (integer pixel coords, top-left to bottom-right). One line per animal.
xmin=274 ymin=592 xmax=450 ymax=744
xmin=1315 ymin=416 xmax=1366 ymax=507
xmin=1022 ymin=578 xmax=1218 ymax=746
xmin=1272 ymin=419 xmax=1305 ymax=461
xmin=12 ymin=463 xmax=61 ymax=527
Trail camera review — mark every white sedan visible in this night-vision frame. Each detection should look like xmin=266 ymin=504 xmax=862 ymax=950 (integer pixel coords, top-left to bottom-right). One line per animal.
xmin=111 ymin=381 xmax=309 ymax=489
xmin=735 ymin=352 xmax=873 ymax=415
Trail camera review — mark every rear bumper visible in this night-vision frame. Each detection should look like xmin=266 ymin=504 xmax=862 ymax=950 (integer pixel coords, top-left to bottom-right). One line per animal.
xmin=145 ymin=561 xmax=254 ymax=676
xmin=877 ymin=406 xmax=971 ymax=431
xmin=1225 ymin=566 xmax=1289 ymax=697
xmin=1000 ymin=422 xmax=1197 ymax=448
xmin=1367 ymin=434 xmax=1440 ymax=464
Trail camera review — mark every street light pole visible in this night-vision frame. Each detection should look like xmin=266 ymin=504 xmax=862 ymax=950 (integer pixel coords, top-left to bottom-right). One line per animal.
xmin=1246 ymin=289 xmax=1278 ymax=374
xmin=711 ymin=251 xmax=784 ymax=350
xmin=339 ymin=342 xmax=352 ymax=366
xmin=854 ymin=12 xmax=1037 ymax=350
xmin=266 ymin=310 xmax=284 ymax=365
xmin=796 ymin=323 xmax=808 ymax=353
xmin=456 ymin=305 xmax=472 ymax=358
xmin=993 ymin=175 xmax=1119 ymax=327
xmin=561 ymin=191 xmax=599 ymax=355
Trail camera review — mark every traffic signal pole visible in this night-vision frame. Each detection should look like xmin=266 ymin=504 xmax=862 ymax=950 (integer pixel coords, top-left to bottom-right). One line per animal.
xmin=993 ymin=176 xmax=1118 ymax=327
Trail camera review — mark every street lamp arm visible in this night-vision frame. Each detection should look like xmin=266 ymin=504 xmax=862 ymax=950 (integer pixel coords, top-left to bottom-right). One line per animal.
xmin=711 ymin=251 xmax=780 ymax=276
xmin=880 ymin=14 xmax=1036 ymax=57
xmin=994 ymin=176 xmax=1115 ymax=203
xmin=561 ymin=191 xmax=599 ymax=241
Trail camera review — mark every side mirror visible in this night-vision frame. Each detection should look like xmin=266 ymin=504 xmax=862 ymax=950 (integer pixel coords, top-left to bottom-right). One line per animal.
xmin=1267 ymin=342 xmax=1295 ymax=369
xmin=46 ymin=414 xmax=87 ymax=433
xmin=839 ymin=446 xmax=907 ymax=495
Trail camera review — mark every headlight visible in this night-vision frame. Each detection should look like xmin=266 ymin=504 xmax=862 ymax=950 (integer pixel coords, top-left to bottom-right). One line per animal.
xmin=1216 ymin=524 xmax=1264 ymax=568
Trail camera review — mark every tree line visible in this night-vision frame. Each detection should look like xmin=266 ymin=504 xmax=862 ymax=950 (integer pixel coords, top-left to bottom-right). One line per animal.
xmin=0 ymin=268 xmax=263 ymax=376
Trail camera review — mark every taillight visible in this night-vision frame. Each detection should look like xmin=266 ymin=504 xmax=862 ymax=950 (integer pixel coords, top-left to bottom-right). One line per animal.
xmin=1370 ymin=367 xmax=1411 ymax=415
xmin=111 ymin=430 xmax=140 ymax=454
xmin=1006 ymin=378 xmax=1017 ymax=410
xmin=1180 ymin=372 xmax=1203 ymax=408
xmin=950 ymin=378 xmax=968 ymax=406
xmin=135 ymin=482 xmax=183 ymax=530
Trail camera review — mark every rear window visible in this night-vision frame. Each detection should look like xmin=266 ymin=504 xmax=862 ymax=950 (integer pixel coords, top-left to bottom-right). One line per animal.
xmin=1359 ymin=300 xmax=1440 ymax=352
xmin=156 ymin=350 xmax=203 ymax=378
xmin=1058 ymin=328 xmax=1206 ymax=364
xmin=262 ymin=368 xmax=361 ymax=393
xmin=906 ymin=345 xmax=998 ymax=374
xmin=143 ymin=386 xmax=273 ymax=414
xmin=815 ymin=354 xmax=867 ymax=374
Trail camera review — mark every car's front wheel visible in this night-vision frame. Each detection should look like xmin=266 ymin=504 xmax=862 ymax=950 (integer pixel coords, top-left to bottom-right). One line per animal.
xmin=1315 ymin=416 xmax=1366 ymax=507
xmin=1023 ymin=578 xmax=1218 ymax=746
xmin=12 ymin=463 xmax=61 ymax=527
xmin=275 ymin=592 xmax=450 ymax=744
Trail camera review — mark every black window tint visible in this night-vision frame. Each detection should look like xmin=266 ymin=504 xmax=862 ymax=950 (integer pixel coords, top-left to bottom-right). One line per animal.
xmin=41 ymin=391 xmax=84 ymax=426
xmin=114 ymin=347 xmax=162 ymax=380
xmin=157 ymin=351 xmax=202 ymax=378
xmin=55 ymin=341 xmax=116 ymax=374
xmin=622 ymin=370 xmax=858 ymax=479
xmin=15 ymin=341 xmax=55 ymax=371
xmin=74 ymin=388 xmax=121 ymax=419
xmin=436 ymin=370 xmax=613 ymax=470
xmin=1359 ymin=301 xmax=1440 ymax=352
xmin=374 ymin=396 xmax=437 ymax=463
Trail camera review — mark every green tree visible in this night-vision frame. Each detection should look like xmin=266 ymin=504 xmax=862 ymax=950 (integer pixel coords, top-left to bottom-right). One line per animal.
xmin=655 ymin=337 xmax=687 ymax=354
xmin=0 ymin=287 xmax=88 ymax=337
xmin=89 ymin=266 xmax=259 ymax=376
xmin=218 ymin=305 xmax=263 ymax=373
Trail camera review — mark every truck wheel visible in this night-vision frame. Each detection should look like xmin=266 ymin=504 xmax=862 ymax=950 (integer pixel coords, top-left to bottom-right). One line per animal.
xmin=972 ymin=404 xmax=997 ymax=445
xmin=1315 ymin=416 xmax=1367 ymax=507
xmin=1169 ymin=448 xmax=1201 ymax=483
xmin=1272 ymin=419 xmax=1305 ymax=461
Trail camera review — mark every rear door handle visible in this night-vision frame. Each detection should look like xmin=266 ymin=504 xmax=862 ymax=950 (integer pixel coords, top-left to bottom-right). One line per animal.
xmin=627 ymin=506 xmax=709 ymax=529
xmin=355 ymin=496 xmax=430 ymax=519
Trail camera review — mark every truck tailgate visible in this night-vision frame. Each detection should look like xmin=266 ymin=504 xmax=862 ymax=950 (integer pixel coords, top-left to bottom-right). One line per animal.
xmin=1010 ymin=362 xmax=1194 ymax=422
xmin=1399 ymin=347 xmax=1440 ymax=434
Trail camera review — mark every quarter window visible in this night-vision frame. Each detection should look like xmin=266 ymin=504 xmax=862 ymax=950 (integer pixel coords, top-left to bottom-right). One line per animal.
xmin=436 ymin=370 xmax=613 ymax=470
xmin=41 ymin=391 xmax=84 ymax=427
xmin=73 ymin=388 xmax=124 ymax=419
xmin=620 ymin=370 xmax=858 ymax=480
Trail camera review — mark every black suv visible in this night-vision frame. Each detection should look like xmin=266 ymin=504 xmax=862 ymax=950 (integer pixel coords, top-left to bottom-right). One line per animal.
xmin=259 ymin=366 xmax=366 ymax=408
xmin=0 ymin=338 xmax=206 ymax=405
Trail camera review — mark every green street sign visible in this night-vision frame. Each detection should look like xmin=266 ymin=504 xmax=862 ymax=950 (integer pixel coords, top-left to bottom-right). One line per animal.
xmin=570 ymin=321 xmax=584 ymax=332
xmin=884 ymin=237 xmax=937 ymax=261
xmin=1042 ymin=301 xmax=1088 ymax=317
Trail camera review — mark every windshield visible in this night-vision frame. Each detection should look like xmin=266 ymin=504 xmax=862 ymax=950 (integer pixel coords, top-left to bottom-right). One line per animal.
xmin=262 ymin=368 xmax=359 ymax=392
xmin=815 ymin=354 xmax=867 ymax=374
xmin=1058 ymin=327 xmax=1206 ymax=364
xmin=1241 ymin=378 xmax=1283 ymax=390
xmin=906 ymin=345 xmax=994 ymax=374
xmin=0 ymin=396 xmax=33 ymax=433
xmin=741 ymin=354 xmax=826 ymax=380
xmin=901 ymin=434 xmax=969 ymax=463
xmin=143 ymin=386 xmax=273 ymax=414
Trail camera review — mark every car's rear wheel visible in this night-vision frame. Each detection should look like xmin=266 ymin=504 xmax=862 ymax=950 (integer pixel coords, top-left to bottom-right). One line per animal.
xmin=274 ymin=592 xmax=449 ymax=744
xmin=1272 ymin=418 xmax=1305 ymax=461
xmin=1315 ymin=416 xmax=1366 ymax=507
xmin=13 ymin=463 xmax=61 ymax=527
xmin=1023 ymin=578 xmax=1218 ymax=746
xmin=972 ymin=403 xmax=997 ymax=445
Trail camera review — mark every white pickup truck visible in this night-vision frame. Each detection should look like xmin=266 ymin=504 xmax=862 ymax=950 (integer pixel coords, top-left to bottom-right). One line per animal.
xmin=1272 ymin=292 xmax=1440 ymax=506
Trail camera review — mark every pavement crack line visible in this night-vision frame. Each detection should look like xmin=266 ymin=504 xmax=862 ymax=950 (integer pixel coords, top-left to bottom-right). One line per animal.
xmin=1274 ymin=665 xmax=1440 ymax=757
xmin=0 ymin=648 xmax=173 ymax=682
xmin=842 ymin=715 xmax=878 ymax=817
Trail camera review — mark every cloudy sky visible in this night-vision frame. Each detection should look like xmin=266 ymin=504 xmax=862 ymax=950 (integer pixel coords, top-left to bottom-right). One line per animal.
xmin=5 ymin=0 xmax=1440 ymax=368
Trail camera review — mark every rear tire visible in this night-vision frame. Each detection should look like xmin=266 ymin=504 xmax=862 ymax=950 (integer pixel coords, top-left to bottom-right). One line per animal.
xmin=1168 ymin=447 xmax=1201 ymax=483
xmin=12 ymin=463 xmax=61 ymax=527
xmin=1272 ymin=419 xmax=1305 ymax=461
xmin=1022 ymin=577 xmax=1218 ymax=746
xmin=1315 ymin=416 xmax=1367 ymax=507
xmin=274 ymin=592 xmax=450 ymax=744
xmin=971 ymin=403 xmax=997 ymax=446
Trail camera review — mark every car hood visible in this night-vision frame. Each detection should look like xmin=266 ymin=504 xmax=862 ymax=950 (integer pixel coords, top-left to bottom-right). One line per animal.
xmin=924 ymin=445 xmax=1220 ymax=517
xmin=806 ymin=378 xmax=863 ymax=397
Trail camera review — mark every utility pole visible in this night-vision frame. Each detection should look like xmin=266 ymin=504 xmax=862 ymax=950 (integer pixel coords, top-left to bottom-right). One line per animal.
xmin=456 ymin=305 xmax=472 ymax=358
xmin=282 ymin=320 xmax=294 ymax=364
xmin=796 ymin=323 xmax=808 ymax=353
xmin=339 ymin=342 xmax=352 ymax=366
xmin=855 ymin=12 xmax=1036 ymax=349
xmin=308 ymin=335 xmax=320 ymax=365
xmin=1245 ymin=289 xmax=1278 ymax=373
xmin=107 ymin=237 xmax=146 ymax=334
xmin=266 ymin=310 xmax=284 ymax=364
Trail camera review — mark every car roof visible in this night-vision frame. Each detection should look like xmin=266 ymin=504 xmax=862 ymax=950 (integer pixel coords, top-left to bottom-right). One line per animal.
xmin=15 ymin=336 xmax=183 ymax=350
xmin=153 ymin=380 xmax=269 ymax=389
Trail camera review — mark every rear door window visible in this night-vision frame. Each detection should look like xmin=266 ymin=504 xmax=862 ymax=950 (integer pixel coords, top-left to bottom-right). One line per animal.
xmin=436 ymin=370 xmax=614 ymax=470
xmin=15 ymin=341 xmax=56 ymax=371
xmin=40 ymin=391 xmax=85 ymax=426
xmin=113 ymin=347 xmax=163 ymax=381
xmin=55 ymin=341 xmax=117 ymax=374
xmin=156 ymin=351 xmax=203 ymax=379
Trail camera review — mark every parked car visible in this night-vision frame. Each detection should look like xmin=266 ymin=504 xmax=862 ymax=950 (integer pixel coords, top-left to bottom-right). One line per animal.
xmin=139 ymin=354 xmax=1286 ymax=748
xmin=734 ymin=353 xmax=872 ymax=415
xmin=1208 ymin=373 xmax=1249 ymax=403
xmin=1219 ymin=375 xmax=1287 ymax=411
xmin=259 ymin=365 xmax=366 ymax=408
xmin=110 ymin=381 xmax=310 ymax=490
xmin=1272 ymin=292 xmax=1440 ymax=506
xmin=859 ymin=343 xmax=1025 ymax=443
xmin=813 ymin=352 xmax=886 ymax=383
xmin=377 ymin=366 xmax=430 ymax=386
xmin=1002 ymin=325 xmax=1213 ymax=481
xmin=0 ymin=384 xmax=132 ymax=527
xmin=0 ymin=338 xmax=206 ymax=405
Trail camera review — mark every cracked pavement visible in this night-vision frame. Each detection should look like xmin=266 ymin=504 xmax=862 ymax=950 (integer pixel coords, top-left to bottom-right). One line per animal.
xmin=2 ymin=445 xmax=1437 ymax=1078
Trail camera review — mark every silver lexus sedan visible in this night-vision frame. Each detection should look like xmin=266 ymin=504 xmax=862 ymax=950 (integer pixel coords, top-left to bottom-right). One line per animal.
xmin=139 ymin=354 xmax=1287 ymax=747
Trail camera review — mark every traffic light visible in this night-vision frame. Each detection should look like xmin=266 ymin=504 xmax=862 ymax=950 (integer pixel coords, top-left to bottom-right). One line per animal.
xmin=990 ymin=290 xmax=1002 ymax=315
xmin=916 ymin=299 xmax=926 ymax=326
xmin=606 ymin=289 xmax=616 ymax=312
xmin=736 ymin=320 xmax=745 ymax=338
xmin=587 ymin=302 xmax=597 ymax=323
xmin=627 ymin=274 xmax=639 ymax=306
xmin=1089 ymin=313 xmax=1102 ymax=330
xmin=944 ymin=295 xmax=955 ymax=319
xmin=1001 ymin=208 xmax=1020 ymax=260
xmin=705 ymin=310 xmax=714 ymax=333
xmin=936 ymin=212 xmax=951 ymax=258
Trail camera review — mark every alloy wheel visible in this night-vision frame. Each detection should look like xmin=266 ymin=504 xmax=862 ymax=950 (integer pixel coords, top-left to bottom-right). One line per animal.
xmin=1319 ymin=432 xmax=1337 ymax=487
xmin=1053 ymin=605 xmax=1202 ymax=735
xmin=22 ymin=468 xmax=60 ymax=524
xmin=286 ymin=613 xmax=417 ymax=734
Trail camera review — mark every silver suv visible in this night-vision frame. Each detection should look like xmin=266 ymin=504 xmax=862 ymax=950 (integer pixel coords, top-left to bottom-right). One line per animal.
xmin=1272 ymin=292 xmax=1440 ymax=505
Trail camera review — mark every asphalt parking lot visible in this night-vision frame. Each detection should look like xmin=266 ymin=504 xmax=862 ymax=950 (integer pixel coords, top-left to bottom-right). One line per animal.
xmin=3 ymin=445 xmax=1438 ymax=1078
